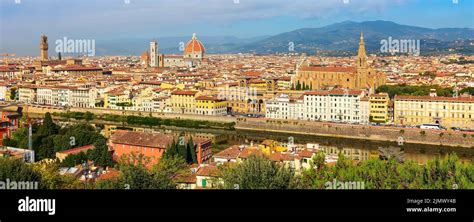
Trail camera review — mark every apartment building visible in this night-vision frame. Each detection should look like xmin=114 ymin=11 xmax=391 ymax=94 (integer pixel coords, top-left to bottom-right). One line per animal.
xmin=170 ymin=90 xmax=198 ymax=114
xmin=369 ymin=93 xmax=390 ymax=123
xmin=18 ymin=85 xmax=37 ymax=103
xmin=52 ymin=86 xmax=71 ymax=107
xmin=303 ymin=89 xmax=363 ymax=123
xmin=394 ymin=95 xmax=474 ymax=129
xmin=0 ymin=84 xmax=7 ymax=101
xmin=265 ymin=89 xmax=364 ymax=123
xmin=69 ymin=87 xmax=97 ymax=108
xmin=37 ymin=86 xmax=53 ymax=105
xmin=360 ymin=97 xmax=370 ymax=124
xmin=195 ymin=96 xmax=227 ymax=116
xmin=153 ymin=96 xmax=172 ymax=113
xmin=265 ymin=94 xmax=304 ymax=120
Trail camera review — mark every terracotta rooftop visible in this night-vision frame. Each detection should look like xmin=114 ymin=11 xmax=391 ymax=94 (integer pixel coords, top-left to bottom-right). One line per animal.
xmin=110 ymin=131 xmax=174 ymax=149
xmin=395 ymin=95 xmax=474 ymax=102
xmin=196 ymin=165 xmax=220 ymax=177
xmin=171 ymin=90 xmax=198 ymax=96
xmin=304 ymin=89 xmax=363 ymax=96
xmin=300 ymin=66 xmax=357 ymax=73
xmin=57 ymin=145 xmax=95 ymax=154
xmin=195 ymin=96 xmax=224 ymax=101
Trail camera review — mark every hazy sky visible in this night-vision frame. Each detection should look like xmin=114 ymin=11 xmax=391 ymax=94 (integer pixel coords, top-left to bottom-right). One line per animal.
xmin=1 ymin=0 xmax=473 ymax=55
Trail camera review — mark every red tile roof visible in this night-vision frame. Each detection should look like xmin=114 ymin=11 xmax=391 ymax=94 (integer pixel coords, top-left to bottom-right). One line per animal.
xmin=171 ymin=90 xmax=198 ymax=96
xmin=304 ymin=89 xmax=363 ymax=96
xmin=195 ymin=96 xmax=224 ymax=101
xmin=110 ymin=131 xmax=174 ymax=149
xmin=57 ymin=145 xmax=95 ymax=154
xmin=196 ymin=165 xmax=220 ymax=177
xmin=300 ymin=66 xmax=357 ymax=73
xmin=395 ymin=95 xmax=474 ymax=102
xmin=184 ymin=34 xmax=205 ymax=54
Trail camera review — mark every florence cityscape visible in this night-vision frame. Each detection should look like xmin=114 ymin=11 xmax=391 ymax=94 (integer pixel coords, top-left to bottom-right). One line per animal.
xmin=0 ymin=0 xmax=473 ymax=218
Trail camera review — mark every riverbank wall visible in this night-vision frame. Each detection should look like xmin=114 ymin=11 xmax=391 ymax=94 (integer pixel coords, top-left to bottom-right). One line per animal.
xmin=235 ymin=119 xmax=474 ymax=148
xmin=4 ymin=105 xmax=473 ymax=148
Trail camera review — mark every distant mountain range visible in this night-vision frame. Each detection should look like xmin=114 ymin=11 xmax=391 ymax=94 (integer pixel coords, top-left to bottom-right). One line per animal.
xmin=96 ymin=20 xmax=474 ymax=56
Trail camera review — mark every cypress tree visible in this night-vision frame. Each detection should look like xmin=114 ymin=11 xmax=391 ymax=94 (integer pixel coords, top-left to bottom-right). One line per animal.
xmin=188 ymin=136 xmax=197 ymax=164
xmin=177 ymin=133 xmax=187 ymax=160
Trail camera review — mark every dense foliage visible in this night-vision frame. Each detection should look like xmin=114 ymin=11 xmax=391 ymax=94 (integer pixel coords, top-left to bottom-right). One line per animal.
xmin=460 ymin=87 xmax=474 ymax=96
xmin=217 ymin=152 xmax=473 ymax=189
xmin=299 ymin=152 xmax=474 ymax=189
xmin=53 ymin=112 xmax=235 ymax=130
xmin=162 ymin=133 xmax=198 ymax=164
xmin=376 ymin=84 xmax=454 ymax=98
xmin=0 ymin=157 xmax=83 ymax=189
xmin=218 ymin=155 xmax=298 ymax=189
xmin=94 ymin=153 xmax=188 ymax=189
xmin=3 ymin=113 xmax=113 ymax=167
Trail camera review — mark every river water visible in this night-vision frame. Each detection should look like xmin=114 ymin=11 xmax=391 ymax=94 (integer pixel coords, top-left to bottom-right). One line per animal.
xmin=88 ymin=122 xmax=473 ymax=164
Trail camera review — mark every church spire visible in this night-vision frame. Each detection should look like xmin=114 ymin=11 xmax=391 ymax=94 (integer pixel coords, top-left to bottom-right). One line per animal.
xmin=357 ymin=31 xmax=367 ymax=68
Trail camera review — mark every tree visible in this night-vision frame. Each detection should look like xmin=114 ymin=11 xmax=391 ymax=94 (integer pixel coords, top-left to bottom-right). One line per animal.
xmin=10 ymin=88 xmax=17 ymax=100
xmin=0 ymin=157 xmax=43 ymax=187
xmin=84 ymin=111 xmax=94 ymax=121
xmin=33 ymin=159 xmax=83 ymax=189
xmin=89 ymin=138 xmax=114 ymax=167
xmin=299 ymin=152 xmax=473 ymax=189
xmin=219 ymin=155 xmax=297 ymax=189
xmin=376 ymin=84 xmax=454 ymax=98
xmin=300 ymin=151 xmax=329 ymax=189
xmin=460 ymin=87 xmax=474 ymax=96
xmin=60 ymin=152 xmax=88 ymax=167
xmin=163 ymin=140 xmax=178 ymax=159
xmin=118 ymin=160 xmax=154 ymax=189
xmin=31 ymin=112 xmax=60 ymax=160
xmin=296 ymin=80 xmax=301 ymax=90
xmin=111 ymin=153 xmax=187 ymax=189
xmin=151 ymin=156 xmax=188 ymax=189
xmin=186 ymin=136 xmax=197 ymax=164
xmin=35 ymin=136 xmax=55 ymax=160
xmin=37 ymin=112 xmax=59 ymax=137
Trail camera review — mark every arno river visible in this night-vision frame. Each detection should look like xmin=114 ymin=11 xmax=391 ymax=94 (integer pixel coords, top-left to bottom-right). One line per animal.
xmin=59 ymin=120 xmax=474 ymax=164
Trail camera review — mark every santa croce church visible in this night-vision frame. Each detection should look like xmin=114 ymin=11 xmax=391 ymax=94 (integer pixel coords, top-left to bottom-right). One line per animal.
xmin=293 ymin=33 xmax=386 ymax=92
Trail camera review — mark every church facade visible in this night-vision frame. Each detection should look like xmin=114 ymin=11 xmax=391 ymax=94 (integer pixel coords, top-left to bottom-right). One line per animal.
xmin=293 ymin=33 xmax=385 ymax=92
xmin=144 ymin=33 xmax=206 ymax=68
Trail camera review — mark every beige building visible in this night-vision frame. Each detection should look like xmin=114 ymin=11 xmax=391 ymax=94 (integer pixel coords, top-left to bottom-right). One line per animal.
xmin=18 ymin=85 xmax=37 ymax=103
xmin=293 ymin=33 xmax=385 ymax=92
xmin=394 ymin=95 xmax=474 ymax=129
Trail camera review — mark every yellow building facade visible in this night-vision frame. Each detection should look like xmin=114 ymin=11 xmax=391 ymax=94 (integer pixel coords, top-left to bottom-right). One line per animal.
xmin=171 ymin=90 xmax=198 ymax=114
xmin=394 ymin=95 xmax=474 ymax=129
xmin=369 ymin=93 xmax=390 ymax=123
xmin=195 ymin=96 xmax=227 ymax=116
